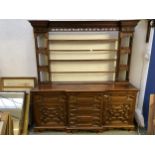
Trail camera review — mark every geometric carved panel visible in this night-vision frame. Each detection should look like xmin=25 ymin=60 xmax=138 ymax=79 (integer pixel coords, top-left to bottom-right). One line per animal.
xmin=32 ymin=92 xmax=66 ymax=127
xmin=103 ymin=93 xmax=136 ymax=125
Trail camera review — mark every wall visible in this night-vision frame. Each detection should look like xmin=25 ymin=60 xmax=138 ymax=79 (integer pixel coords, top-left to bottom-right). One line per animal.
xmin=130 ymin=20 xmax=154 ymax=127
xmin=0 ymin=20 xmax=37 ymax=77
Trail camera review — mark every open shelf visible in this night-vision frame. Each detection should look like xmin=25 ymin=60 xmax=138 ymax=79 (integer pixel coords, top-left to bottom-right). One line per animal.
xmin=120 ymin=48 xmax=131 ymax=54
xmin=37 ymin=47 xmax=48 ymax=51
xmin=120 ymin=32 xmax=133 ymax=38
xmin=119 ymin=65 xmax=128 ymax=71
xmin=38 ymin=66 xmax=49 ymax=71
xmin=37 ymin=48 xmax=48 ymax=54
xmin=49 ymin=49 xmax=118 ymax=52
xmin=49 ymin=59 xmax=117 ymax=62
xmin=51 ymin=71 xmax=116 ymax=74
xmin=49 ymin=39 xmax=118 ymax=42
xmin=32 ymin=23 xmax=135 ymax=83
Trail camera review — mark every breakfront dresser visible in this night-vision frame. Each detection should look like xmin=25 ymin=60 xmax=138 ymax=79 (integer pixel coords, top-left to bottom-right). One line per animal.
xmin=29 ymin=20 xmax=139 ymax=132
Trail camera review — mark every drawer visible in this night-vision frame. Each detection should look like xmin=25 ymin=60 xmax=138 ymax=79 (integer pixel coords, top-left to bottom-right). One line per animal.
xmin=68 ymin=92 xmax=103 ymax=128
xmin=69 ymin=116 xmax=101 ymax=127
xmin=32 ymin=92 xmax=66 ymax=105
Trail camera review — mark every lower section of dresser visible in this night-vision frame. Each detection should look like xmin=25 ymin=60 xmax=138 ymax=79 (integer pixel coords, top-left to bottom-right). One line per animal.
xmin=31 ymin=90 xmax=138 ymax=132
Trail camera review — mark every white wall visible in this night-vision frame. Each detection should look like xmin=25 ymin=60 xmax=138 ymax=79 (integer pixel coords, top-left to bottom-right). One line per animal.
xmin=0 ymin=20 xmax=37 ymax=77
xmin=129 ymin=20 xmax=154 ymax=126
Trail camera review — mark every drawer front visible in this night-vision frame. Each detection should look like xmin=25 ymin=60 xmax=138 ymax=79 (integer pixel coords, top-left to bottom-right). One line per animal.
xmin=103 ymin=92 xmax=137 ymax=125
xmin=68 ymin=92 xmax=103 ymax=128
xmin=32 ymin=92 xmax=66 ymax=127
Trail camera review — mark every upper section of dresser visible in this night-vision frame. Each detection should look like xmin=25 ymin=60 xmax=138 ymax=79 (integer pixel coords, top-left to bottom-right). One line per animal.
xmin=29 ymin=20 xmax=139 ymax=85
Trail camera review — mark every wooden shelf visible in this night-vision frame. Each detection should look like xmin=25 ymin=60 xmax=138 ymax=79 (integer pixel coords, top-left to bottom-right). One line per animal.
xmin=93 ymin=49 xmax=117 ymax=52
xmin=120 ymin=48 xmax=131 ymax=54
xmin=49 ymin=49 xmax=118 ymax=52
xmin=120 ymin=32 xmax=133 ymax=38
xmin=47 ymin=49 xmax=118 ymax=54
xmin=38 ymin=66 xmax=49 ymax=71
xmin=49 ymin=39 xmax=118 ymax=42
xmin=50 ymin=59 xmax=117 ymax=62
xmin=31 ymin=20 xmax=139 ymax=84
xmin=119 ymin=65 xmax=128 ymax=71
xmin=51 ymin=71 xmax=116 ymax=74
xmin=3 ymin=86 xmax=34 ymax=89
xmin=37 ymin=47 xmax=48 ymax=51
xmin=37 ymin=48 xmax=48 ymax=54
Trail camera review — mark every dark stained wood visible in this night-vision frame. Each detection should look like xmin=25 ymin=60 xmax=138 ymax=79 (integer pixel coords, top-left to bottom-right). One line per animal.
xmin=29 ymin=20 xmax=139 ymax=84
xmin=30 ymin=83 xmax=138 ymax=131
xmin=29 ymin=20 xmax=139 ymax=132
xmin=120 ymin=20 xmax=139 ymax=28
xmin=31 ymin=91 xmax=67 ymax=130
xmin=119 ymin=64 xmax=129 ymax=71
xmin=51 ymin=71 xmax=116 ymax=74
xmin=34 ymin=33 xmax=41 ymax=82
xmin=50 ymin=49 xmax=117 ymax=52
xmin=49 ymin=39 xmax=118 ymax=42
xmin=46 ymin=33 xmax=51 ymax=83
xmin=150 ymin=20 xmax=155 ymax=27
xmin=29 ymin=20 xmax=139 ymax=30
xmin=146 ymin=20 xmax=151 ymax=43
xmin=103 ymin=91 xmax=137 ymax=127
xmin=38 ymin=66 xmax=49 ymax=71
xmin=32 ymin=83 xmax=138 ymax=92
xmin=120 ymin=48 xmax=131 ymax=54
xmin=126 ymin=33 xmax=133 ymax=81
xmin=67 ymin=92 xmax=103 ymax=128
xmin=115 ymin=30 xmax=121 ymax=81
xmin=37 ymin=48 xmax=48 ymax=54
xmin=49 ymin=59 xmax=117 ymax=62
xmin=120 ymin=32 xmax=133 ymax=38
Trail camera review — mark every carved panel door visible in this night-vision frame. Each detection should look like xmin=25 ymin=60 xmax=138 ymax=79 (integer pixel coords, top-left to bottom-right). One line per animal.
xmin=68 ymin=92 xmax=103 ymax=129
xmin=103 ymin=92 xmax=136 ymax=127
xmin=32 ymin=92 xmax=66 ymax=129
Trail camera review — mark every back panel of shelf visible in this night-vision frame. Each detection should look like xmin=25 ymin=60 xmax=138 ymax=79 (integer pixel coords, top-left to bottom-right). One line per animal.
xmin=49 ymin=31 xmax=118 ymax=82
xmin=35 ymin=30 xmax=133 ymax=83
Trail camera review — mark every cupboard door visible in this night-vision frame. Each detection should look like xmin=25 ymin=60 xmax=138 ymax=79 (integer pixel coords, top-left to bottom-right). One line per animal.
xmin=32 ymin=92 xmax=66 ymax=128
xmin=68 ymin=92 xmax=103 ymax=128
xmin=103 ymin=92 xmax=137 ymax=126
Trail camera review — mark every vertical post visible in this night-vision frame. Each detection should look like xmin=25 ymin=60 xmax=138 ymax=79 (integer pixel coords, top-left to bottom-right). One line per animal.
xmin=126 ymin=33 xmax=133 ymax=81
xmin=115 ymin=22 xmax=121 ymax=81
xmin=34 ymin=33 xmax=40 ymax=84
xmin=45 ymin=32 xmax=51 ymax=83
